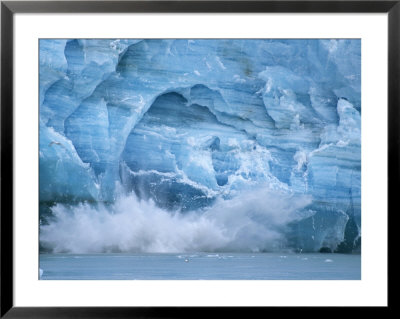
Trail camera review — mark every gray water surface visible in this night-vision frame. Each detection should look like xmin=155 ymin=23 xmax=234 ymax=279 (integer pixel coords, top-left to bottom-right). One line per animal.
xmin=39 ymin=252 xmax=360 ymax=280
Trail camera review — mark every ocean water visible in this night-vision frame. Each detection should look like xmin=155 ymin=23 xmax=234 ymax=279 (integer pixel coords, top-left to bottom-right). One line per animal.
xmin=39 ymin=253 xmax=360 ymax=280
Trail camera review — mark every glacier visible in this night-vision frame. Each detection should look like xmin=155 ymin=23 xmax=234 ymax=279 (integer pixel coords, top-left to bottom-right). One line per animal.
xmin=39 ymin=39 xmax=361 ymax=253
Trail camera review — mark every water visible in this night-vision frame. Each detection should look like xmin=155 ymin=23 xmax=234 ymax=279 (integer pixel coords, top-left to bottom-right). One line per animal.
xmin=39 ymin=253 xmax=360 ymax=280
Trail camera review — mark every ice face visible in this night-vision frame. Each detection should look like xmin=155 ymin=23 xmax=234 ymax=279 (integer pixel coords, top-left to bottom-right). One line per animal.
xmin=39 ymin=121 xmax=100 ymax=202
xmin=39 ymin=39 xmax=361 ymax=252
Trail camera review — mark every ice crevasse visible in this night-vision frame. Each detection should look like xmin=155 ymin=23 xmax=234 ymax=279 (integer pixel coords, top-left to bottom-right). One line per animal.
xmin=39 ymin=39 xmax=361 ymax=253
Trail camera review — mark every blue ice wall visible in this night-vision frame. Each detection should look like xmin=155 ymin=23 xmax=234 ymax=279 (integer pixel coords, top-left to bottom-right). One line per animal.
xmin=39 ymin=39 xmax=361 ymax=251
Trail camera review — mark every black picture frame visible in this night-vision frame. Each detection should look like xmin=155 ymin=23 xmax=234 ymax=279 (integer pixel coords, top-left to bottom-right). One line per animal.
xmin=1 ymin=0 xmax=395 ymax=317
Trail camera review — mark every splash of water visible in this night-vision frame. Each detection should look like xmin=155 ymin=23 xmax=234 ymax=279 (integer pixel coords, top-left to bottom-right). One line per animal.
xmin=40 ymin=188 xmax=312 ymax=253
